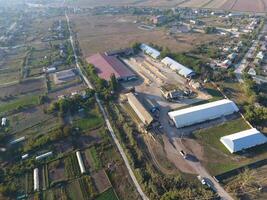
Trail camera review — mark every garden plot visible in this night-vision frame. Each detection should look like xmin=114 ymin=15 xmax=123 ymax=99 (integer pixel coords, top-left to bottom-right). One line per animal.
xmin=11 ymin=115 xmax=61 ymax=139
xmin=0 ymin=77 xmax=46 ymax=98
xmin=6 ymin=106 xmax=51 ymax=135
xmin=64 ymin=153 xmax=81 ymax=179
xmin=96 ymin=188 xmax=119 ymax=200
xmin=92 ymin=170 xmax=111 ymax=193
xmin=66 ymin=176 xmax=97 ymax=200
xmin=53 ymin=138 xmax=74 ymax=155
xmin=42 ymin=187 xmax=68 ymax=200
xmin=0 ymin=93 xmax=40 ymax=116
xmin=48 ymin=159 xmax=66 ymax=186
xmin=0 ymin=47 xmax=28 ymax=85
xmin=76 ymin=131 xmax=102 ymax=149
xmin=85 ymin=146 xmax=102 ymax=172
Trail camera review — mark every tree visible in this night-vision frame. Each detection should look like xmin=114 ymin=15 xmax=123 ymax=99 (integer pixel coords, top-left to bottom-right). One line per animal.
xmin=38 ymin=95 xmax=49 ymax=105
xmin=109 ymin=73 xmax=118 ymax=91
xmin=204 ymin=26 xmax=217 ymax=34
xmin=132 ymin=42 xmax=141 ymax=53
xmin=244 ymin=105 xmax=267 ymax=126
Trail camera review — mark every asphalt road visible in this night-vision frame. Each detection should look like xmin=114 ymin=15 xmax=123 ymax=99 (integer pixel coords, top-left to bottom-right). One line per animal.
xmin=173 ymin=139 xmax=234 ymax=200
xmin=65 ymin=11 xmax=148 ymax=200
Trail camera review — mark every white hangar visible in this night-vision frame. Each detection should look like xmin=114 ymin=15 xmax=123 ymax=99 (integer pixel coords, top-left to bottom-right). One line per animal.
xmin=220 ymin=128 xmax=267 ymax=153
xmin=168 ymin=99 xmax=239 ymax=128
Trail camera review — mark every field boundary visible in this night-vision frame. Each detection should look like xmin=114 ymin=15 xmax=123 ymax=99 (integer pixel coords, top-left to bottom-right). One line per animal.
xmin=215 ymin=158 xmax=267 ymax=182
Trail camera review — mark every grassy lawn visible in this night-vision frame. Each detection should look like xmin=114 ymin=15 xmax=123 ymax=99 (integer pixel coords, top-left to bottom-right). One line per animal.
xmin=73 ymin=107 xmax=103 ymax=131
xmin=195 ymin=118 xmax=250 ymax=154
xmin=0 ymin=95 xmax=39 ymax=114
xmin=205 ymin=87 xmax=224 ymax=101
xmin=194 ymin=117 xmax=257 ymax=175
xmin=195 ymin=117 xmax=267 ymax=175
xmin=96 ymin=188 xmax=119 ymax=200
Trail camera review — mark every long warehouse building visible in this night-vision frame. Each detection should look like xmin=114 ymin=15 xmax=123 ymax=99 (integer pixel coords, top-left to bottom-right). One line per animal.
xmin=168 ymin=99 xmax=239 ymax=128
xmin=86 ymin=53 xmax=136 ymax=81
xmin=220 ymin=128 xmax=267 ymax=153
xmin=140 ymin=43 xmax=161 ymax=59
xmin=161 ymin=57 xmax=195 ymax=78
xmin=126 ymin=92 xmax=154 ymax=126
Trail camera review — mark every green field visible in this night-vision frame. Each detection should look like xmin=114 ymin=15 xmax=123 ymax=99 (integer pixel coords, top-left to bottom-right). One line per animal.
xmin=73 ymin=107 xmax=103 ymax=131
xmin=0 ymin=94 xmax=39 ymax=115
xmin=195 ymin=117 xmax=250 ymax=154
xmin=195 ymin=117 xmax=267 ymax=175
xmin=96 ymin=188 xmax=119 ymax=200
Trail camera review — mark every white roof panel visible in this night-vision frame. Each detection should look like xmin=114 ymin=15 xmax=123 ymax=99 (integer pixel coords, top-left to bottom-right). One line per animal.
xmin=140 ymin=43 xmax=161 ymax=59
xmin=168 ymin=99 xmax=239 ymax=128
xmin=161 ymin=57 xmax=195 ymax=77
xmin=220 ymin=128 xmax=267 ymax=153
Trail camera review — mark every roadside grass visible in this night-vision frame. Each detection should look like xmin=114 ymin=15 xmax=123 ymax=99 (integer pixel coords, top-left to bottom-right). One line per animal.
xmin=0 ymin=95 xmax=39 ymax=115
xmin=205 ymin=87 xmax=224 ymax=102
xmin=194 ymin=117 xmax=267 ymax=175
xmin=96 ymin=188 xmax=119 ymax=200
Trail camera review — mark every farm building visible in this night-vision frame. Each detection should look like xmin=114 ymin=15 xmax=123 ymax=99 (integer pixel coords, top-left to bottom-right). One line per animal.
xmin=126 ymin=92 xmax=154 ymax=126
xmin=161 ymin=57 xmax=195 ymax=78
xmin=76 ymin=151 xmax=86 ymax=174
xmin=33 ymin=168 xmax=39 ymax=191
xmin=54 ymin=69 xmax=76 ymax=84
xmin=168 ymin=99 xmax=239 ymax=128
xmin=220 ymin=128 xmax=267 ymax=153
xmin=86 ymin=53 xmax=136 ymax=81
xmin=105 ymin=48 xmax=134 ymax=56
xmin=140 ymin=43 xmax=161 ymax=59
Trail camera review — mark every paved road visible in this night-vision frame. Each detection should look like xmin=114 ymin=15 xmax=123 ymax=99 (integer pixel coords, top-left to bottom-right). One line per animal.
xmin=65 ymin=12 xmax=148 ymax=200
xmin=172 ymin=139 xmax=234 ymax=200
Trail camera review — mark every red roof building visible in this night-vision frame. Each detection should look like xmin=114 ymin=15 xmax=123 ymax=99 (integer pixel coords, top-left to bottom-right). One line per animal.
xmin=86 ymin=53 xmax=136 ymax=81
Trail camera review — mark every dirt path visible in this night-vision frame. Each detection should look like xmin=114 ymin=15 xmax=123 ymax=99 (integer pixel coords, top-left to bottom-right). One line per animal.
xmin=162 ymin=135 xmax=195 ymax=174
xmin=145 ymin=136 xmax=179 ymax=175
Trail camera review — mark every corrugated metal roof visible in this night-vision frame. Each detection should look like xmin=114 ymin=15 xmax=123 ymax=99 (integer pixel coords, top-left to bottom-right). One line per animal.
xmin=126 ymin=93 xmax=153 ymax=125
xmin=168 ymin=99 xmax=239 ymax=128
xmin=86 ymin=53 xmax=135 ymax=80
xmin=140 ymin=43 xmax=161 ymax=59
xmin=161 ymin=57 xmax=195 ymax=78
xmin=220 ymin=128 xmax=267 ymax=153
